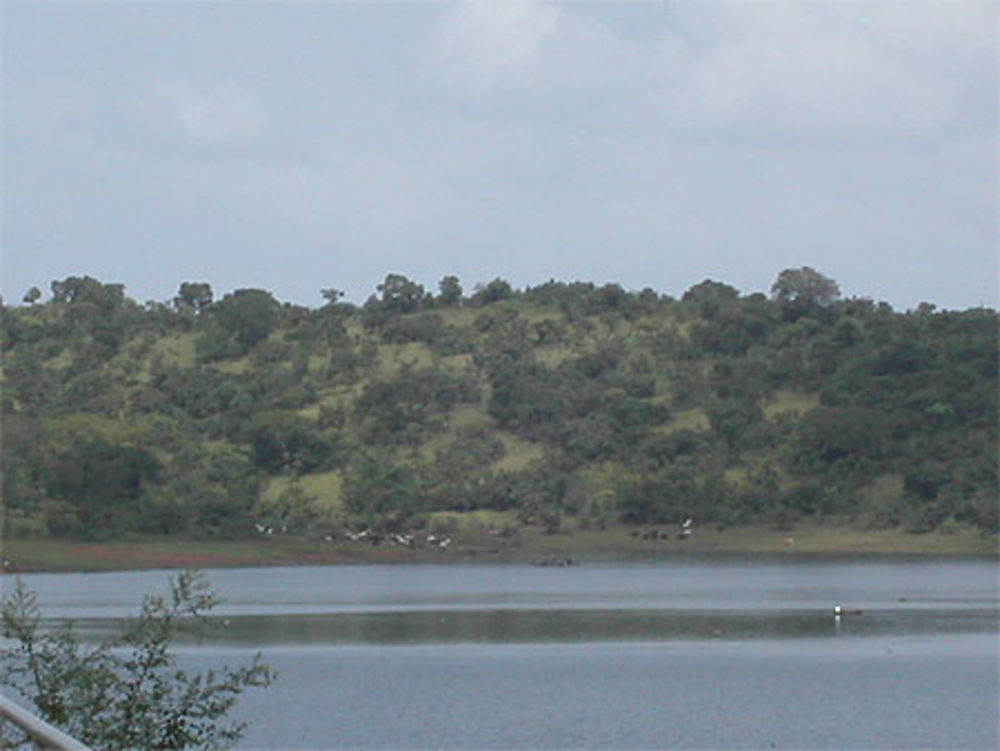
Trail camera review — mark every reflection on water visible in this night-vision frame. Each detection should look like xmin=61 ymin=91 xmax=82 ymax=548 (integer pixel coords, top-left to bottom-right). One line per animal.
xmin=68 ymin=605 xmax=998 ymax=646
xmin=176 ymin=605 xmax=999 ymax=645
xmin=212 ymin=605 xmax=1000 ymax=645
xmin=16 ymin=558 xmax=997 ymax=646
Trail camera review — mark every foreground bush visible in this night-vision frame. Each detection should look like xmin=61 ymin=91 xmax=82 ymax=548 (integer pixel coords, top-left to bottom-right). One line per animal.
xmin=1 ymin=570 xmax=274 ymax=750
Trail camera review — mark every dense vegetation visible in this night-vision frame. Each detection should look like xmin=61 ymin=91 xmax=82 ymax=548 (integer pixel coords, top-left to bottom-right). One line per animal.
xmin=2 ymin=571 xmax=273 ymax=749
xmin=1 ymin=269 xmax=996 ymax=541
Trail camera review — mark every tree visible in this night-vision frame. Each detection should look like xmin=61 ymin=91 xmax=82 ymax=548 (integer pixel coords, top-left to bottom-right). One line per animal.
xmin=793 ymin=406 xmax=886 ymax=471
xmin=174 ymin=282 xmax=214 ymax=314
xmin=472 ymin=278 xmax=514 ymax=306
xmin=770 ymin=267 xmax=840 ymax=309
xmin=682 ymin=280 xmax=739 ymax=319
xmin=43 ymin=438 xmax=162 ymax=537
xmin=376 ymin=273 xmax=425 ymax=314
xmin=209 ymin=288 xmax=280 ymax=353
xmin=48 ymin=275 xmax=131 ymax=351
xmin=320 ymin=288 xmax=345 ymax=305
xmin=344 ymin=455 xmax=422 ymax=530
xmin=708 ymin=398 xmax=765 ymax=449
xmin=1 ymin=571 xmax=274 ymax=750
xmin=437 ymin=275 xmax=463 ymax=306
xmin=21 ymin=287 xmax=41 ymax=305
xmin=50 ymin=276 xmax=125 ymax=307
xmin=144 ymin=446 xmax=263 ymax=536
xmin=248 ymin=413 xmax=333 ymax=473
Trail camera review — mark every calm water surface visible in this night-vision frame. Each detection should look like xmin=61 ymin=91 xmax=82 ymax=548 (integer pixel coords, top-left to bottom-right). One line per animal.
xmin=5 ymin=557 xmax=998 ymax=749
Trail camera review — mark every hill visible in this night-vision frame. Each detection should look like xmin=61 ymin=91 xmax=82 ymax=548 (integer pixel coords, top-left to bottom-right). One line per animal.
xmin=1 ymin=270 xmax=996 ymax=549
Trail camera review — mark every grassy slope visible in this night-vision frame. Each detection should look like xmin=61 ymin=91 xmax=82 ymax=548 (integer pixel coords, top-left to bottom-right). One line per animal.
xmin=6 ymin=295 xmax=996 ymax=571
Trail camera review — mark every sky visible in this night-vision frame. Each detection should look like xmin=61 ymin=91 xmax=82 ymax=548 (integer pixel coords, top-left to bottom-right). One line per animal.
xmin=2 ymin=1 xmax=997 ymax=311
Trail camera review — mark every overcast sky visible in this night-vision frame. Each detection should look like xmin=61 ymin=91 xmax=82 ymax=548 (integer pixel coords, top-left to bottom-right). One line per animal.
xmin=3 ymin=1 xmax=996 ymax=311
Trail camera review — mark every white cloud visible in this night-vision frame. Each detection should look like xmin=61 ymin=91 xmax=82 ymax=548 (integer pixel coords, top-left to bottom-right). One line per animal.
xmin=153 ymin=81 xmax=266 ymax=149
xmin=664 ymin=2 xmax=996 ymax=145
xmin=434 ymin=0 xmax=561 ymax=86
xmin=429 ymin=1 xmax=993 ymax=146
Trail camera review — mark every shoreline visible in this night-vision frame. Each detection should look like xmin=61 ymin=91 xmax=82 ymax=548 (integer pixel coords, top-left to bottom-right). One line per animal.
xmin=2 ymin=523 xmax=995 ymax=574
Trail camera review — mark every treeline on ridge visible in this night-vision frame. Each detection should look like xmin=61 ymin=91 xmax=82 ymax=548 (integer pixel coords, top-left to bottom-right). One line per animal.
xmin=1 ymin=269 xmax=996 ymax=540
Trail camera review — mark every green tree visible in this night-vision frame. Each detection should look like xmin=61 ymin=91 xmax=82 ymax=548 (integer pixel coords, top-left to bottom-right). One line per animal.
xmin=472 ymin=278 xmax=514 ymax=306
xmin=146 ymin=446 xmax=263 ymax=536
xmin=379 ymin=312 xmax=445 ymax=344
xmin=213 ymin=289 xmax=280 ymax=351
xmin=376 ymin=273 xmax=425 ymax=314
xmin=1 ymin=571 xmax=274 ymax=751
xmin=248 ymin=413 xmax=333 ymax=474
xmin=793 ymin=406 xmax=886 ymax=472
xmin=43 ymin=439 xmax=162 ymax=537
xmin=770 ymin=267 xmax=840 ymax=309
xmin=49 ymin=275 xmax=133 ymax=352
xmin=197 ymin=289 xmax=280 ymax=359
xmin=437 ymin=275 xmax=463 ymax=306
xmin=708 ymin=398 xmax=765 ymax=449
xmin=174 ymin=282 xmax=214 ymax=314
xmin=50 ymin=276 xmax=125 ymax=307
xmin=682 ymin=279 xmax=739 ymax=319
xmin=344 ymin=455 xmax=422 ymax=530
xmin=254 ymin=479 xmax=320 ymax=534
xmin=320 ymin=287 xmax=345 ymax=305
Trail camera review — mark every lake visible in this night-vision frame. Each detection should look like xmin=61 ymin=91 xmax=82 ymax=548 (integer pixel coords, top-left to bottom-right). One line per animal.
xmin=5 ymin=556 xmax=998 ymax=749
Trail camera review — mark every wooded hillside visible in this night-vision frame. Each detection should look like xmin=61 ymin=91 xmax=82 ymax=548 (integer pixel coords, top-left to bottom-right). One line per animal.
xmin=2 ymin=269 xmax=996 ymax=540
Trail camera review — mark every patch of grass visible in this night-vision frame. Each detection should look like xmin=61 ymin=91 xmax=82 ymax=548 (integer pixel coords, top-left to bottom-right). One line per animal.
xmin=44 ymin=348 xmax=75 ymax=372
xmin=724 ymin=467 xmax=749 ymax=486
xmin=492 ymin=432 xmax=545 ymax=472
xmin=762 ymin=390 xmax=819 ymax=420
xmin=44 ymin=413 xmax=142 ymax=444
xmin=149 ymin=333 xmax=197 ymax=368
xmin=3 ymin=520 xmax=994 ymax=573
xmin=855 ymin=473 xmax=905 ymax=506
xmin=447 ymin=405 xmax=492 ymax=431
xmin=0 ymin=537 xmax=384 ymax=572
xmin=426 ymin=510 xmax=517 ymax=535
xmin=212 ymin=357 xmax=250 ymax=374
xmin=374 ymin=341 xmax=434 ymax=376
xmin=499 ymin=521 xmax=999 ymax=558
xmin=516 ymin=304 xmax=564 ymax=325
xmin=307 ymin=354 xmax=328 ymax=375
xmin=265 ymin=471 xmax=344 ymax=514
xmin=662 ymin=408 xmax=710 ymax=433
xmin=438 ymin=353 xmax=476 ymax=372
xmin=535 ymin=345 xmax=576 ymax=367
xmin=436 ymin=307 xmax=484 ymax=327
xmin=415 ymin=432 xmax=454 ymax=463
xmin=701 ymin=522 xmax=997 ymax=556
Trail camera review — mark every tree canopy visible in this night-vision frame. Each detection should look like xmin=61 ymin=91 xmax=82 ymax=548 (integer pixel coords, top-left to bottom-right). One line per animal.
xmin=770 ymin=266 xmax=841 ymax=309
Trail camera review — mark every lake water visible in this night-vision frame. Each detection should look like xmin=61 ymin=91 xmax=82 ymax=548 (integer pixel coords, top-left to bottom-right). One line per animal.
xmin=5 ymin=557 xmax=998 ymax=749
